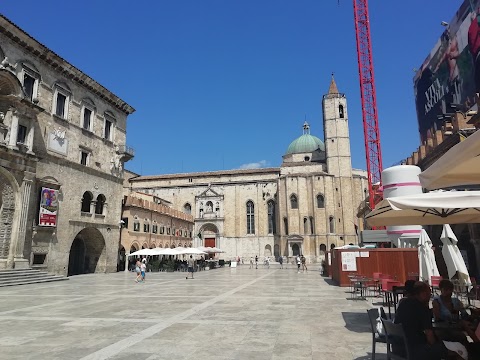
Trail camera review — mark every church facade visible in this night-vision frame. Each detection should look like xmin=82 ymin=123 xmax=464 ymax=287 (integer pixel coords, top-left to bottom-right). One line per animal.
xmin=128 ymin=79 xmax=367 ymax=263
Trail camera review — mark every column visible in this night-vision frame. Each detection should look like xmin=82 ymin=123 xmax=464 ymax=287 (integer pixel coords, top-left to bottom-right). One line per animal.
xmin=8 ymin=111 xmax=19 ymax=148
xmin=124 ymin=253 xmax=129 ymax=272
xmin=13 ymin=176 xmax=33 ymax=268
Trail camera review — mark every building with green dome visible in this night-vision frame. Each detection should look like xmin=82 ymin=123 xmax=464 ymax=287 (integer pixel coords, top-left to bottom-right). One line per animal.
xmin=125 ymin=77 xmax=368 ymax=264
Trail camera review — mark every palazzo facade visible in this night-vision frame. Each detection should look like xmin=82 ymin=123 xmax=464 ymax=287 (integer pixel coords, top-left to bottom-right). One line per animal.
xmin=128 ymin=79 xmax=368 ymax=263
xmin=0 ymin=15 xmax=134 ymax=275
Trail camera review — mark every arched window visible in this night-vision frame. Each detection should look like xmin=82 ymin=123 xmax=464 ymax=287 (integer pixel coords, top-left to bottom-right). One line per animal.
xmin=283 ymin=217 xmax=289 ymax=235
xmin=317 ymin=194 xmax=325 ymax=208
xmin=95 ymin=194 xmax=106 ymax=215
xmin=329 ymin=216 xmax=335 ymax=234
xmin=320 ymin=244 xmax=327 ymax=254
xmin=292 ymin=243 xmax=300 ymax=256
xmin=290 ymin=194 xmax=298 ymax=209
xmin=303 ymin=217 xmax=308 ymax=234
xmin=81 ymin=191 xmax=93 ymax=213
xmin=183 ymin=203 xmax=191 ymax=215
xmin=339 ymin=104 xmax=344 ymax=118
xmin=264 ymin=245 xmax=272 ymax=257
xmin=330 ymin=243 xmax=336 ymax=250
xmin=309 ymin=216 xmax=314 ymax=234
xmin=246 ymin=201 xmax=255 ymax=234
xmin=267 ymin=200 xmax=276 ymax=234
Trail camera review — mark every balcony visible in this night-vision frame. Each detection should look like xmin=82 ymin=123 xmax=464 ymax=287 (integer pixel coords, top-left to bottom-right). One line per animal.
xmin=116 ymin=144 xmax=135 ymax=162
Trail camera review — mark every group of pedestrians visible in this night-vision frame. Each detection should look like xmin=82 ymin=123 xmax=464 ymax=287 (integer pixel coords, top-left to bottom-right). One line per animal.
xmin=247 ymin=254 xmax=308 ymax=271
xmin=134 ymin=258 xmax=147 ymax=283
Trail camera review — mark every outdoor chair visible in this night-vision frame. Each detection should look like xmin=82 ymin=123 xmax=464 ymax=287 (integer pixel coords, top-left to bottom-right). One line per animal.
xmin=367 ymin=308 xmax=387 ymax=360
xmin=381 ymin=319 xmax=410 ymax=360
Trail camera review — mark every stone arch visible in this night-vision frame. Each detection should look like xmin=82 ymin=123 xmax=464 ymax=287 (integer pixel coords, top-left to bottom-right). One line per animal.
xmin=68 ymin=227 xmax=106 ymax=276
xmin=142 ymin=243 xmax=148 ymax=249
xmin=199 ymin=223 xmax=219 ymax=248
xmin=0 ymin=69 xmax=24 ymax=96
xmin=130 ymin=243 xmax=139 ymax=253
xmin=320 ymin=244 xmax=327 ymax=254
xmin=264 ymin=244 xmax=272 ymax=257
xmin=292 ymin=243 xmax=300 ymax=256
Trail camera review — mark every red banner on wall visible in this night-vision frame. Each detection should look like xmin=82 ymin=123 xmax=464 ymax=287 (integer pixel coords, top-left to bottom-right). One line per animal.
xmin=39 ymin=187 xmax=58 ymax=227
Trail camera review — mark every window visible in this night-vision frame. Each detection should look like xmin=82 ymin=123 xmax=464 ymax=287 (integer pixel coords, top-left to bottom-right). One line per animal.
xmin=303 ymin=217 xmax=308 ymax=234
xmin=23 ymin=73 xmax=36 ymax=101
xmin=121 ymin=217 xmax=128 ymax=229
xmin=152 ymin=224 xmax=158 ymax=234
xmin=82 ymin=107 xmax=93 ymax=130
xmin=283 ymin=217 xmax=289 ymax=235
xmin=20 ymin=64 xmax=40 ymax=102
xmin=183 ymin=203 xmax=192 ymax=215
xmin=290 ymin=194 xmax=298 ymax=209
xmin=246 ymin=201 xmax=255 ymax=234
xmin=309 ymin=216 xmax=314 ymax=234
xmin=144 ymin=222 xmax=150 ymax=233
xmin=133 ymin=222 xmax=140 ymax=232
xmin=206 ymin=201 xmax=213 ymax=212
xmin=167 ymin=227 xmax=171 ymax=235
xmin=316 ymin=194 xmax=325 ymax=208
xmin=55 ymin=92 xmax=67 ymax=118
xmin=95 ymin=194 xmax=106 ymax=215
xmin=80 ymin=151 xmax=89 ymax=166
xmin=104 ymin=112 xmax=115 ymax=141
xmin=17 ymin=125 xmax=27 ymax=144
xmin=81 ymin=191 xmax=93 ymax=213
xmin=339 ymin=104 xmax=344 ymax=118
xmin=329 ymin=216 xmax=335 ymax=234
xmin=267 ymin=200 xmax=275 ymax=234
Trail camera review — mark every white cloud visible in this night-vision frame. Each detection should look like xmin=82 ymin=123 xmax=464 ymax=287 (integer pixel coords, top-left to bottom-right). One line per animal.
xmin=238 ymin=160 xmax=269 ymax=169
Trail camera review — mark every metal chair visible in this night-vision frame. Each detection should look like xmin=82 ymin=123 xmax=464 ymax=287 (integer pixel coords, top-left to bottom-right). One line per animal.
xmin=381 ymin=319 xmax=410 ymax=360
xmin=366 ymin=308 xmax=387 ymax=360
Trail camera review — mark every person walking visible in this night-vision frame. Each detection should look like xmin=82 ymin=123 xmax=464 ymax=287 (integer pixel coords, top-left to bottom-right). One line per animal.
xmin=296 ymin=255 xmax=301 ymax=273
xmin=255 ymin=255 xmax=258 ymax=269
xmin=265 ymin=256 xmax=270 ymax=269
xmin=249 ymin=257 xmax=254 ymax=269
xmin=278 ymin=255 xmax=283 ymax=269
xmin=140 ymin=259 xmax=147 ymax=282
xmin=186 ymin=255 xmax=195 ymax=279
xmin=301 ymin=255 xmax=308 ymax=272
xmin=135 ymin=259 xmax=142 ymax=283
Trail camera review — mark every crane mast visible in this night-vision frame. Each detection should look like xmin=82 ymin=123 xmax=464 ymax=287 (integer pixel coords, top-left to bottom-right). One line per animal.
xmin=352 ymin=0 xmax=383 ymax=211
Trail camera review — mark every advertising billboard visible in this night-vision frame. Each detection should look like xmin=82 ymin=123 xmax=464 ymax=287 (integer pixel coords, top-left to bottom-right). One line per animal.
xmin=414 ymin=0 xmax=480 ymax=142
xmin=39 ymin=187 xmax=58 ymax=227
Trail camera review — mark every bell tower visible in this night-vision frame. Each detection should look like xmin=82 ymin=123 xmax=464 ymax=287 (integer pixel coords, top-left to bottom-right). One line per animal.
xmin=322 ymin=75 xmax=352 ymax=178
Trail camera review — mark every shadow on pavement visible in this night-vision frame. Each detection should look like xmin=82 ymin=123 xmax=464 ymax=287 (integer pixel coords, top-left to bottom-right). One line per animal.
xmin=342 ymin=311 xmax=371 ymax=333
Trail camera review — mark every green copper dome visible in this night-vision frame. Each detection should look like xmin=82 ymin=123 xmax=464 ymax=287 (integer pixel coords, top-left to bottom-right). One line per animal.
xmin=285 ymin=122 xmax=325 ymax=155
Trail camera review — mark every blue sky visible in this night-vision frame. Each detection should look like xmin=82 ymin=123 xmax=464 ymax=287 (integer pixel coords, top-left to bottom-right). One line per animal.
xmin=2 ymin=1 xmax=462 ymax=175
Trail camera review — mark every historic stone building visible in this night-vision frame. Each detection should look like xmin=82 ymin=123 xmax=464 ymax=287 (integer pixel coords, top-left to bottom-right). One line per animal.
xmin=128 ymin=78 xmax=368 ymax=263
xmin=0 ymin=15 xmax=134 ymax=275
xmin=119 ymin=190 xmax=194 ymax=271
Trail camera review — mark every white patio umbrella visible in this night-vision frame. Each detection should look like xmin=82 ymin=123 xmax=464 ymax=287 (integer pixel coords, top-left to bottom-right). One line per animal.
xmin=128 ymin=248 xmax=157 ymax=257
xmin=177 ymin=248 xmax=207 ymax=255
xmin=419 ymin=130 xmax=480 ymax=190
xmin=209 ymin=247 xmax=225 ymax=253
xmin=441 ymin=224 xmax=471 ymax=286
xmin=365 ymin=190 xmax=480 ymax=227
xmin=156 ymin=248 xmax=181 ymax=256
xmin=418 ymin=229 xmax=440 ymax=285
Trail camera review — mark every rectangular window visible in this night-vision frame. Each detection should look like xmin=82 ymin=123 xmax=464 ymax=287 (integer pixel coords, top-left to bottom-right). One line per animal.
xmin=122 ymin=217 xmax=129 ymax=229
xmin=17 ymin=125 xmax=27 ymax=144
xmin=160 ymin=226 xmax=164 ymax=234
xmin=83 ymin=108 xmax=92 ymax=130
xmin=104 ymin=119 xmax=112 ymax=140
xmin=24 ymin=73 xmax=35 ymax=101
xmin=80 ymin=151 xmax=88 ymax=166
xmin=152 ymin=225 xmax=157 ymax=234
xmin=55 ymin=93 xmax=67 ymax=118
xmin=144 ymin=223 xmax=150 ymax=232
xmin=133 ymin=222 xmax=140 ymax=232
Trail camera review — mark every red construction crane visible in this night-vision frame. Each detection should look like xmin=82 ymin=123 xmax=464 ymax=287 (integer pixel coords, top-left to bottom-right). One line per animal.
xmin=352 ymin=0 xmax=383 ymax=211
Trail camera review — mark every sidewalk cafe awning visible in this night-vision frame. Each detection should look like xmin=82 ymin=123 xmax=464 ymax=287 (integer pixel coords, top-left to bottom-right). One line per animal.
xmin=365 ymin=191 xmax=480 ymax=227
xmin=419 ymin=130 xmax=480 ymax=190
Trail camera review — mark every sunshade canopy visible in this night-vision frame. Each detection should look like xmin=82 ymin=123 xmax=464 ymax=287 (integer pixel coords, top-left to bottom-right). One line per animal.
xmin=366 ymin=191 xmax=480 ymax=227
xmin=419 ymin=130 xmax=480 ymax=190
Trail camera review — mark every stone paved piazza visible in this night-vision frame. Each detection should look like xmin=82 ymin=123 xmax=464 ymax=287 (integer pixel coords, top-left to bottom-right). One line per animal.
xmin=0 ymin=266 xmax=386 ymax=360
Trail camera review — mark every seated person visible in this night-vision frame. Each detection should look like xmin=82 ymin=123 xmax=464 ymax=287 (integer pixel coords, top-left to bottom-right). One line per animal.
xmin=395 ymin=281 xmax=464 ymax=360
xmin=397 ymin=279 xmax=416 ymax=308
xmin=432 ymin=279 xmax=479 ymax=344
